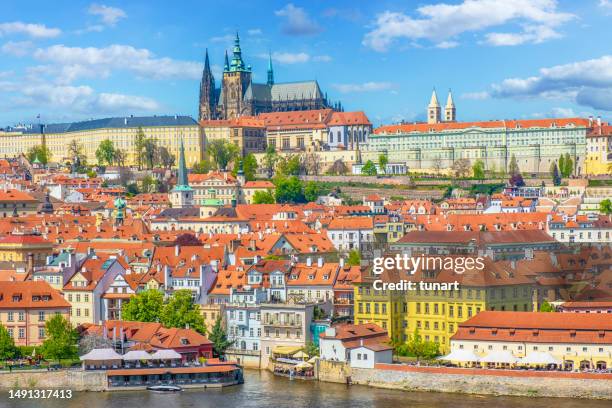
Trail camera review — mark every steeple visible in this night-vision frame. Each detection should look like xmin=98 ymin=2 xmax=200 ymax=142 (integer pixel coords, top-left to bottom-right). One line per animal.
xmin=267 ymin=52 xmax=274 ymax=86
xmin=177 ymin=138 xmax=189 ymax=188
xmin=204 ymin=48 xmax=211 ymax=71
xmin=444 ymin=89 xmax=456 ymax=122
xmin=230 ymin=31 xmax=247 ymax=72
xmin=224 ymin=50 xmax=230 ymax=72
xmin=199 ymin=48 xmax=216 ymax=121
xmin=427 ymin=88 xmax=441 ymax=124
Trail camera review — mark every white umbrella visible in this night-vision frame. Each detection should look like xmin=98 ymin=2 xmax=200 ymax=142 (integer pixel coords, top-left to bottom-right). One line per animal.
xmin=438 ymin=349 xmax=480 ymax=363
xmin=122 ymin=350 xmax=152 ymax=361
xmin=151 ymin=349 xmax=182 ymax=360
xmin=480 ymin=350 xmax=519 ymax=364
xmin=80 ymin=348 xmax=122 ymax=361
xmin=520 ymin=351 xmax=561 ymax=365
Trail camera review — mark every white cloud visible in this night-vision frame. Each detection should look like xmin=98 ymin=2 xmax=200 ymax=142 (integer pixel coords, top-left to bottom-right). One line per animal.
xmin=313 ymin=55 xmax=332 ymax=62
xmin=484 ymin=25 xmax=561 ymax=46
xmin=0 ymin=22 xmax=61 ymax=38
xmin=1 ymin=41 xmax=34 ymax=57
xmin=333 ymin=82 xmax=394 ymax=93
xmin=550 ymin=107 xmax=576 ymax=117
xmin=363 ymin=0 xmax=574 ymax=51
xmin=461 ymin=91 xmax=490 ymax=100
xmin=435 ymin=41 xmax=459 ymax=49
xmin=487 ymin=55 xmax=612 ymax=111
xmin=275 ymin=3 xmax=322 ymax=36
xmin=88 ymin=4 xmax=127 ymax=26
xmin=209 ymin=34 xmax=234 ymax=44
xmin=600 ymin=0 xmax=612 ymax=9
xmin=270 ymin=52 xmax=310 ymax=64
xmin=247 ymin=28 xmax=263 ymax=36
xmin=32 ymin=44 xmax=202 ymax=83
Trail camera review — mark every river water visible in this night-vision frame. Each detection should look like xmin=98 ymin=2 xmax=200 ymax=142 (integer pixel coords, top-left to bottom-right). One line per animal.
xmin=0 ymin=369 xmax=607 ymax=408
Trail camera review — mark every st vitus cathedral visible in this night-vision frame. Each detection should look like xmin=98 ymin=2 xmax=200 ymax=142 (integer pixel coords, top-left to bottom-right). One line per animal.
xmin=198 ymin=32 xmax=341 ymax=121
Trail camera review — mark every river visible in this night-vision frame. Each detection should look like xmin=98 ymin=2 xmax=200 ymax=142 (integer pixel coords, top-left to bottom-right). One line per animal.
xmin=0 ymin=369 xmax=608 ymax=408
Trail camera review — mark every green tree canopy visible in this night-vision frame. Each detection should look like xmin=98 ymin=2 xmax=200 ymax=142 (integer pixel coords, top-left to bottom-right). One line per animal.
xmin=161 ymin=290 xmax=207 ymax=334
xmin=192 ymin=159 xmax=212 ymax=174
xmin=561 ymin=153 xmax=573 ymax=178
xmin=134 ymin=127 xmax=147 ymax=170
xmin=539 ymin=300 xmax=556 ymax=312
xmin=550 ymin=162 xmax=561 ymax=186
xmin=275 ymin=176 xmax=305 ymax=203
xmin=361 ymin=160 xmax=377 ymax=176
xmin=262 ymin=145 xmax=279 ymax=177
xmin=95 ymin=139 xmax=117 ymax=166
xmin=206 ymin=139 xmax=238 ymax=170
xmin=26 ymin=145 xmax=52 ymax=165
xmin=208 ymin=315 xmax=233 ymax=357
xmin=304 ymin=181 xmax=321 ymax=202
xmin=121 ymin=289 xmax=164 ymax=322
xmin=253 ymin=190 xmax=275 ymax=204
xmin=395 ymin=329 xmax=440 ymax=360
xmin=0 ymin=323 xmax=18 ymax=360
xmin=41 ymin=314 xmax=78 ymax=361
xmin=68 ymin=140 xmax=87 ymax=169
xmin=347 ymin=250 xmax=361 ymax=266
xmin=277 ymin=154 xmax=301 ymax=176
xmin=472 ymin=159 xmax=485 ymax=180
xmin=378 ymin=154 xmax=388 ymax=173
xmin=232 ymin=153 xmax=258 ymax=181
xmin=599 ymin=198 xmax=612 ymax=215
xmin=142 ymin=138 xmax=158 ymax=169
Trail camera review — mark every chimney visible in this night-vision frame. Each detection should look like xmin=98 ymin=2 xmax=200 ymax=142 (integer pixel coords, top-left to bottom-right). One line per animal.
xmin=211 ymin=259 xmax=219 ymax=272
xmin=27 ymin=253 xmax=34 ymax=275
xmin=339 ymin=258 xmax=345 ymax=267
xmin=164 ymin=265 xmax=171 ymax=288
xmin=597 ymin=116 xmax=601 ymax=127
xmin=175 ymin=245 xmax=180 ymax=257
xmin=306 ymin=257 xmax=312 ymax=267
xmin=317 ymin=257 xmax=323 ymax=267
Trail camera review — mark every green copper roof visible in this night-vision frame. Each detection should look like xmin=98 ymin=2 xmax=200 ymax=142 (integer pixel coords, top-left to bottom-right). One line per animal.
xmin=174 ymin=138 xmax=190 ymax=191
xmin=229 ymin=32 xmax=249 ymax=72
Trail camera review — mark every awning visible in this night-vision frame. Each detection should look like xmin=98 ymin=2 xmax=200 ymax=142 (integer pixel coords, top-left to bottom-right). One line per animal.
xmin=480 ymin=350 xmax=519 ymax=364
xmin=520 ymin=352 xmax=562 ymax=365
xmin=295 ymin=361 xmax=313 ymax=369
xmin=275 ymin=357 xmax=302 ymax=365
xmin=292 ymin=350 xmax=309 ymax=359
xmin=122 ymin=350 xmax=152 ymax=361
xmin=273 ymin=346 xmax=302 ymax=356
xmin=150 ymin=349 xmax=182 ymax=360
xmin=80 ymin=348 xmax=122 ymax=361
xmin=437 ymin=349 xmax=480 ymax=362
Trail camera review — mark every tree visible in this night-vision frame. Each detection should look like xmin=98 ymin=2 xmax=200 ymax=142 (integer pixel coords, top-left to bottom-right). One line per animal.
xmin=0 ymin=323 xmax=18 ymax=360
xmin=539 ymin=300 xmax=555 ymax=312
xmin=253 ymin=190 xmax=275 ymax=204
xmin=305 ymin=341 xmax=319 ymax=357
xmin=472 ymin=159 xmax=485 ymax=181
xmin=313 ymin=306 xmax=327 ymax=320
xmin=558 ymin=154 xmax=565 ymax=178
xmin=142 ymin=138 xmax=158 ymax=169
xmin=141 ymin=175 xmax=158 ymax=193
xmin=262 ymin=145 xmax=279 ymax=177
xmin=161 ymin=290 xmax=207 ymax=335
xmin=114 ymin=149 xmax=127 ymax=168
xmin=327 ymin=159 xmax=348 ymax=175
xmin=68 ymin=140 xmax=87 ymax=169
xmin=156 ymin=146 xmax=175 ymax=169
xmin=451 ymin=158 xmax=471 ymax=178
xmin=26 ymin=145 xmax=51 ymax=165
xmin=233 ymin=153 xmax=258 ymax=181
xmin=78 ymin=334 xmax=113 ymax=356
xmin=432 ymin=156 xmax=443 ymax=175
xmin=277 ymin=154 xmax=301 ymax=176
xmin=507 ymin=154 xmax=525 ymax=187
xmin=40 ymin=315 xmax=78 ymax=361
xmin=378 ymin=153 xmax=388 ymax=173
xmin=275 ymin=176 xmax=305 ymax=203
xmin=121 ymin=289 xmax=164 ymax=322
xmin=173 ymin=233 xmax=202 ymax=246
xmin=361 ymin=160 xmax=377 ymax=176
xmin=347 ymin=250 xmax=361 ymax=266
xmin=207 ymin=139 xmax=238 ymax=170
xmin=95 ymin=139 xmax=116 ymax=166
xmin=600 ymin=198 xmax=612 ymax=215
xmin=208 ymin=315 xmax=233 ymax=357
xmin=550 ymin=162 xmax=561 ymax=186
xmin=192 ymin=159 xmax=212 ymax=174
xmin=395 ymin=329 xmax=440 ymax=360
xmin=562 ymin=153 xmax=573 ymax=177
xmin=304 ymin=181 xmax=321 ymax=202
xmin=134 ymin=127 xmax=147 ymax=170
xmin=303 ymin=152 xmax=323 ymax=175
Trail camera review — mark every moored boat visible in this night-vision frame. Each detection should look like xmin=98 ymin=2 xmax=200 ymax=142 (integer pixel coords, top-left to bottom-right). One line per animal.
xmin=146 ymin=385 xmax=183 ymax=392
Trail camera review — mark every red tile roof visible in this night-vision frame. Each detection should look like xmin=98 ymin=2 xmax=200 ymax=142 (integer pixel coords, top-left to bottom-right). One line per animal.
xmin=0 ymin=281 xmax=70 ymax=309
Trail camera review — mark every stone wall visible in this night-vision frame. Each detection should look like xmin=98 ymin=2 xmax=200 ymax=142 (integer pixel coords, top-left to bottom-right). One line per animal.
xmin=348 ymin=366 xmax=612 ymax=400
xmin=317 ymin=360 xmax=350 ymax=384
xmin=0 ymin=370 xmax=107 ymax=391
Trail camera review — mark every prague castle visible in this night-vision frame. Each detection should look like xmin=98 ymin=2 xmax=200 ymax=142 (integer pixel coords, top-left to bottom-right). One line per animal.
xmin=198 ymin=32 xmax=338 ymax=121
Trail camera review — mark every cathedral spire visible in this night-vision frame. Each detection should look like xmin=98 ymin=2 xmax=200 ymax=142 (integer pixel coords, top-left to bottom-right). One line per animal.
xmin=204 ymin=48 xmax=211 ymax=71
xmin=224 ymin=50 xmax=230 ymax=72
xmin=267 ymin=52 xmax=274 ymax=85
xmin=444 ymin=88 xmax=456 ymax=122
xmin=429 ymin=88 xmax=440 ymax=107
xmin=177 ymin=138 xmax=189 ymax=188
xmin=230 ymin=31 xmax=247 ymax=71
xmin=427 ymin=88 xmax=441 ymax=124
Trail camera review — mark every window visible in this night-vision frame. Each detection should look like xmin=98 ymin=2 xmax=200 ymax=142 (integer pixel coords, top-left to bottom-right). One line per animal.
xmin=38 ymin=311 xmax=45 ymax=321
xmin=39 ymin=327 xmax=45 ymax=339
xmin=7 ymin=311 xmax=14 ymax=321
xmin=18 ymin=312 xmax=24 ymax=321
xmin=363 ymin=353 xmax=368 ymax=360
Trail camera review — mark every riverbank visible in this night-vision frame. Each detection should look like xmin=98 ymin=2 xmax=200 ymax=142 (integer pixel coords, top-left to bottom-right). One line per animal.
xmin=317 ymin=361 xmax=612 ymax=400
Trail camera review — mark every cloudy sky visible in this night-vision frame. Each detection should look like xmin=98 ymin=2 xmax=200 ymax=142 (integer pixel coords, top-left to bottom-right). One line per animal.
xmin=1 ymin=0 xmax=611 ymax=126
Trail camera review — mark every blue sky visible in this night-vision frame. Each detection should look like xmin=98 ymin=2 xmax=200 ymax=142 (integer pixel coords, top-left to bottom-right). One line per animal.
xmin=1 ymin=0 xmax=611 ymax=127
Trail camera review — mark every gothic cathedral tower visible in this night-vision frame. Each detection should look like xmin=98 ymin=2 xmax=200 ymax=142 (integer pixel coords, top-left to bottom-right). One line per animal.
xmin=221 ymin=32 xmax=252 ymax=119
xmin=198 ymin=49 xmax=216 ymax=121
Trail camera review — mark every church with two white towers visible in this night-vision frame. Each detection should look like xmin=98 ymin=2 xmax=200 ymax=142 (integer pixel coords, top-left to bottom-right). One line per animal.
xmin=427 ymin=89 xmax=456 ymax=124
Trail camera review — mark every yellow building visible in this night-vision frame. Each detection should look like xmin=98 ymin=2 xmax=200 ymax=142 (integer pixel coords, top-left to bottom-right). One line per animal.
xmin=585 ymin=124 xmax=611 ymax=175
xmin=353 ymin=258 xmax=535 ymax=353
xmin=0 ymin=116 xmax=202 ymax=167
xmin=201 ymin=117 xmax=266 ymax=155
xmin=0 ymin=232 xmax=53 ymax=267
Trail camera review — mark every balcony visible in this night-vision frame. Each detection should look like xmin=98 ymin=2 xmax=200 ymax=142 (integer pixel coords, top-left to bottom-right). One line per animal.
xmin=262 ymin=319 xmax=302 ymax=327
xmin=334 ymin=298 xmax=353 ymax=305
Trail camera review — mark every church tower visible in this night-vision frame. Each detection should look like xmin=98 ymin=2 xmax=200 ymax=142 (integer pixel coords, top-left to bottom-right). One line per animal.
xmin=198 ymin=49 xmax=217 ymax=121
xmin=267 ymin=52 xmax=274 ymax=86
xmin=170 ymin=139 xmax=194 ymax=209
xmin=444 ymin=89 xmax=456 ymax=122
xmin=427 ymin=89 xmax=441 ymax=124
xmin=220 ymin=32 xmax=252 ymax=119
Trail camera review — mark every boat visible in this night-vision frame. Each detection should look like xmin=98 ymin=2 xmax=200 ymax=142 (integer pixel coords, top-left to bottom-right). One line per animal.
xmin=146 ymin=385 xmax=183 ymax=392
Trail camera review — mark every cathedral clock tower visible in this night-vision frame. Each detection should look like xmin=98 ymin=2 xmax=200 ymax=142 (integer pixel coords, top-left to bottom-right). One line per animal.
xmin=221 ymin=32 xmax=252 ymax=119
